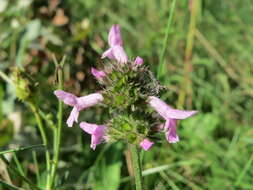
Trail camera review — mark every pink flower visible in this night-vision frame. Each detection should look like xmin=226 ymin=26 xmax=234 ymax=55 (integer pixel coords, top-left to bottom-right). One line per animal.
xmin=80 ymin=122 xmax=107 ymax=150
xmin=102 ymin=25 xmax=128 ymax=64
xmin=140 ymin=138 xmax=154 ymax=151
xmin=91 ymin=67 xmax=106 ymax=80
xmin=54 ymin=90 xmax=104 ymax=127
xmin=148 ymin=96 xmax=197 ymax=143
xmin=134 ymin=56 xmax=143 ymax=66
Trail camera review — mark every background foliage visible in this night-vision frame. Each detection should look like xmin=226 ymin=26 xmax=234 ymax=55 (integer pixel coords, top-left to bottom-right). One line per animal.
xmin=0 ymin=0 xmax=252 ymax=189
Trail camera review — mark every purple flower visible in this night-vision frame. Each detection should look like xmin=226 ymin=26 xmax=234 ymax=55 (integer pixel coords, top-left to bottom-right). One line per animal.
xmin=80 ymin=122 xmax=107 ymax=150
xmin=148 ymin=96 xmax=197 ymax=143
xmin=140 ymin=138 xmax=154 ymax=151
xmin=54 ymin=90 xmax=104 ymax=127
xmin=102 ymin=25 xmax=128 ymax=64
xmin=134 ymin=56 xmax=144 ymax=66
xmin=91 ymin=67 xmax=106 ymax=80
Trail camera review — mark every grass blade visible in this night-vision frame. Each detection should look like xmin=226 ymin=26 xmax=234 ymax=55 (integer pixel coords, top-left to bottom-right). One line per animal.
xmin=157 ymin=0 xmax=177 ymax=79
xmin=0 ymin=144 xmax=45 ymax=155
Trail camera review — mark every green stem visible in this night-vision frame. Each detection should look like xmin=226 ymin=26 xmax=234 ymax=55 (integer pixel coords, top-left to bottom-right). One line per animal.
xmin=49 ymin=56 xmax=65 ymax=188
xmin=29 ymin=103 xmax=51 ymax=189
xmin=130 ymin=145 xmax=143 ymax=190
xmin=157 ymin=0 xmax=177 ymax=79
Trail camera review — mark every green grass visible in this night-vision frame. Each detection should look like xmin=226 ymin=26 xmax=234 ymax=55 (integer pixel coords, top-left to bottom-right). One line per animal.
xmin=0 ymin=0 xmax=253 ymax=189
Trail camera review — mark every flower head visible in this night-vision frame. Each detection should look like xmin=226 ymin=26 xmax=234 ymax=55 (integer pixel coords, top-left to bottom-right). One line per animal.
xmin=54 ymin=24 xmax=198 ymax=151
xmin=80 ymin=122 xmax=107 ymax=150
xmin=54 ymin=90 xmax=103 ymax=127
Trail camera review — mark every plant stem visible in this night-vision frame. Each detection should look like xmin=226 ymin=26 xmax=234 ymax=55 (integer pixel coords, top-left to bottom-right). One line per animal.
xmin=29 ymin=103 xmax=51 ymax=189
xmin=49 ymin=56 xmax=65 ymax=188
xmin=157 ymin=0 xmax=177 ymax=79
xmin=130 ymin=145 xmax=143 ymax=190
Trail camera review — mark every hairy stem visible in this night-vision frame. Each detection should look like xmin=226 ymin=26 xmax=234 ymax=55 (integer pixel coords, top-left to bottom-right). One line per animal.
xmin=130 ymin=145 xmax=143 ymax=190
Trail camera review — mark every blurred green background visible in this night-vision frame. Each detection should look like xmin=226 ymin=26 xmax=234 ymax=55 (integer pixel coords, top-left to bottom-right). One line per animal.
xmin=0 ymin=0 xmax=253 ymax=189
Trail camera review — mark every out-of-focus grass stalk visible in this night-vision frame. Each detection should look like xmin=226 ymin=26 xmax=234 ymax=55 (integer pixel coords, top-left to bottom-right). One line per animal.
xmin=49 ymin=55 xmax=66 ymax=189
xmin=235 ymin=154 xmax=253 ymax=186
xmin=177 ymin=0 xmax=199 ymax=108
xmin=195 ymin=29 xmax=238 ymax=80
xmin=0 ymin=70 xmax=13 ymax=85
xmin=157 ymin=0 xmax=177 ymax=79
xmin=13 ymin=153 xmax=25 ymax=177
xmin=33 ymin=151 xmax=41 ymax=186
xmin=13 ymin=153 xmax=29 ymax=189
xmin=0 ymin=155 xmax=41 ymax=190
xmin=130 ymin=145 xmax=143 ymax=190
xmin=0 ymin=144 xmax=45 ymax=155
xmin=28 ymin=103 xmax=51 ymax=189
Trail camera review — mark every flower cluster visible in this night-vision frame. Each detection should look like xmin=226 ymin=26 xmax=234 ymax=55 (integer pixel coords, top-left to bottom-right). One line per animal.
xmin=54 ymin=25 xmax=197 ymax=151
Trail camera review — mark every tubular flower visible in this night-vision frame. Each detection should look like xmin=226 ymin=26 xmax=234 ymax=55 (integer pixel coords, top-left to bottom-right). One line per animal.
xmin=91 ymin=67 xmax=106 ymax=80
xmin=101 ymin=24 xmax=128 ymax=64
xmin=54 ymin=90 xmax=103 ymax=127
xmin=140 ymin=139 xmax=154 ymax=151
xmin=148 ymin=96 xmax=197 ymax=143
xmin=80 ymin=122 xmax=107 ymax=150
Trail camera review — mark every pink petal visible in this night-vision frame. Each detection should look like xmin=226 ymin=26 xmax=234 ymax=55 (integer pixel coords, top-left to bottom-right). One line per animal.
xmin=54 ymin=90 xmax=77 ymax=106
xmin=101 ymin=48 xmax=115 ymax=59
xmin=108 ymin=24 xmax=123 ymax=47
xmin=112 ymin=45 xmax=128 ymax=64
xmin=165 ymin=119 xmax=179 ymax=143
xmin=80 ymin=122 xmax=96 ymax=134
xmin=148 ymin=96 xmax=198 ymax=120
xmin=134 ymin=56 xmax=143 ymax=66
xmin=91 ymin=67 xmax=106 ymax=80
xmin=80 ymin=122 xmax=107 ymax=150
xmin=140 ymin=138 xmax=154 ymax=151
xmin=163 ymin=118 xmax=177 ymax=131
xmin=77 ymin=93 xmax=103 ymax=110
xmin=101 ymin=46 xmax=128 ymax=64
xmin=66 ymin=107 xmax=79 ymax=127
